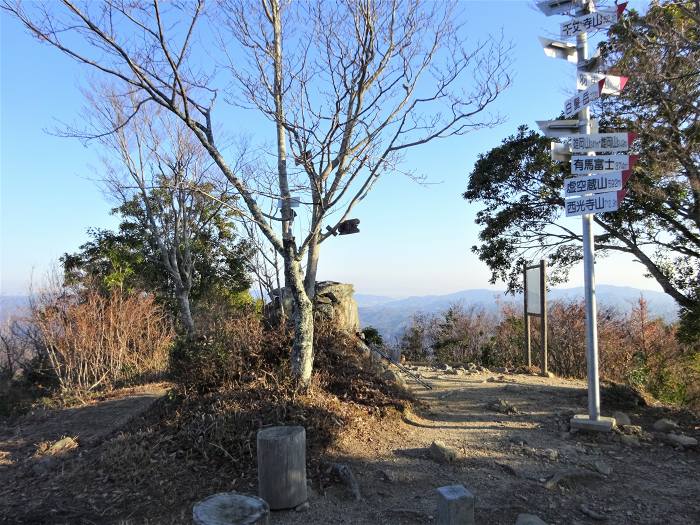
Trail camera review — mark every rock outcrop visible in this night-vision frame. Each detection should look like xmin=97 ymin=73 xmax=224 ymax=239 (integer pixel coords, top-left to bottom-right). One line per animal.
xmin=266 ymin=281 xmax=360 ymax=334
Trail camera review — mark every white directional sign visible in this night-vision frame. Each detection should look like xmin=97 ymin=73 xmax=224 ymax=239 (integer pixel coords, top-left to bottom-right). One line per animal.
xmin=539 ymin=37 xmax=578 ymax=63
xmin=565 ymin=190 xmax=627 ymax=217
xmin=571 ymin=154 xmax=637 ymax=174
xmin=577 ymin=72 xmax=629 ymax=95
xmin=564 ymin=80 xmax=604 ymax=118
xmin=570 ymin=133 xmax=636 ymax=153
xmin=537 ymin=0 xmax=590 ymax=16
xmin=564 ymin=171 xmax=631 ymax=198
xmin=560 ymin=4 xmax=627 ymax=38
xmin=538 ymin=119 xmax=599 ymax=138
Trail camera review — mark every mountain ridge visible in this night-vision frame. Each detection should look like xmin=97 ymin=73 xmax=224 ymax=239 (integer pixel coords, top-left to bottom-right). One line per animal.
xmin=357 ymin=285 xmax=678 ymax=340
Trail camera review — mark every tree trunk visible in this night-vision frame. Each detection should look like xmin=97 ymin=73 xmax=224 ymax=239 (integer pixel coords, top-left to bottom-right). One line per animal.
xmin=175 ymin=287 xmax=196 ymax=336
xmin=304 ymin=233 xmax=320 ymax=299
xmin=285 ymin=251 xmax=314 ymax=388
xmin=269 ymin=0 xmax=313 ymax=387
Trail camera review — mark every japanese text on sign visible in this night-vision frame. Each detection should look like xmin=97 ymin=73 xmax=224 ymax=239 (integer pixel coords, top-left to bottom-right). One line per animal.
xmin=560 ymin=9 xmax=619 ymax=38
xmin=577 ymin=73 xmax=628 ymax=95
xmin=570 ymin=133 xmax=634 ymax=153
xmin=564 ymin=81 xmax=603 ymax=118
xmin=565 ymin=191 xmax=622 ymax=217
xmin=564 ymin=173 xmax=624 ymax=197
xmin=571 ymin=155 xmax=634 ymax=174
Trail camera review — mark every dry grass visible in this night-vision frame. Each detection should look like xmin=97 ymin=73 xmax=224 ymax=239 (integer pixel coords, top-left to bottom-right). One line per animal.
xmin=399 ymin=298 xmax=699 ymax=411
xmin=28 ymin=287 xmax=173 ymax=394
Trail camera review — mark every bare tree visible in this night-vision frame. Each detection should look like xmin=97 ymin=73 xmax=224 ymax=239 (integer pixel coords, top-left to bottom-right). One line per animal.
xmin=90 ymin=92 xmax=236 ymax=335
xmin=3 ymin=0 xmax=511 ymax=387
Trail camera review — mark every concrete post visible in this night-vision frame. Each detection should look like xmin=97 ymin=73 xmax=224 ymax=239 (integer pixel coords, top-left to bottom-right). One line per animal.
xmin=257 ymin=426 xmax=307 ymax=509
xmin=436 ymin=485 xmax=475 ymax=525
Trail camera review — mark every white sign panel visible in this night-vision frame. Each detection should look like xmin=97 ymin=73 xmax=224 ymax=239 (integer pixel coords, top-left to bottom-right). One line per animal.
xmin=577 ymin=72 xmax=629 ymax=95
xmin=560 ymin=4 xmax=626 ymax=38
xmin=565 ymin=190 xmax=625 ymax=217
xmin=277 ymin=196 xmax=301 ymax=208
xmin=564 ymin=172 xmax=625 ymax=197
xmin=563 ymin=80 xmax=604 ymax=118
xmin=537 ymin=0 xmax=588 ymax=16
xmin=539 ymin=37 xmax=578 ymax=63
xmin=571 ymin=154 xmax=636 ymax=174
xmin=537 ymin=119 xmax=599 ymax=138
xmin=570 ymin=133 xmax=635 ymax=153
xmin=526 ymin=266 xmax=541 ymax=315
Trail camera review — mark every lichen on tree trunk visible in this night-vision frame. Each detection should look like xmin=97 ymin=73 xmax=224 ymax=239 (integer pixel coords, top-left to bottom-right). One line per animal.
xmin=286 ymin=255 xmax=314 ymax=388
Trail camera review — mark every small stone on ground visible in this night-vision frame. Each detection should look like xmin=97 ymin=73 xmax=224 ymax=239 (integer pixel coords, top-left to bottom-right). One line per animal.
xmin=429 ymin=440 xmax=458 ymax=464
xmin=515 ymin=513 xmax=549 ymax=525
xmin=612 ymin=411 xmax=631 ymax=426
xmin=653 ymin=418 xmax=679 ymax=432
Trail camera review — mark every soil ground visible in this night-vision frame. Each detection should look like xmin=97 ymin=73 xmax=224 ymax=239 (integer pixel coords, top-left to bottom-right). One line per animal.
xmin=273 ymin=367 xmax=700 ymax=525
xmin=1 ymin=371 xmax=698 ymax=524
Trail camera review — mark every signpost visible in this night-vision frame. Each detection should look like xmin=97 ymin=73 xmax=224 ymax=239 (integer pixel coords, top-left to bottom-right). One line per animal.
xmin=523 ymin=260 xmax=548 ymax=374
xmin=537 ymin=0 xmax=635 ymax=432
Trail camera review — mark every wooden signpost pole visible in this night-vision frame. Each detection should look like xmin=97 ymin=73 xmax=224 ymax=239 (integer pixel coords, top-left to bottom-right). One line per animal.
xmin=524 ymin=262 xmax=532 ymax=367
xmin=540 ymin=260 xmax=548 ymax=376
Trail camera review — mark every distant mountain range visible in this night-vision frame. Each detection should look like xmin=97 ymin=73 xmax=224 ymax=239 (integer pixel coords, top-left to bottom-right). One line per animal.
xmin=0 ymin=296 xmax=30 ymax=324
xmin=357 ymin=285 xmax=679 ymax=341
xmin=0 ymin=286 xmax=679 ymax=341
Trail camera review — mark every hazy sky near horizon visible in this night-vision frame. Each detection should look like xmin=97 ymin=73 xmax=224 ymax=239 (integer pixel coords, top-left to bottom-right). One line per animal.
xmin=0 ymin=1 xmax=658 ymax=298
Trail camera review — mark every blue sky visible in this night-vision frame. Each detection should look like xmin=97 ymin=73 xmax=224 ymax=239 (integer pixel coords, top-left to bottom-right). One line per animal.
xmin=0 ymin=1 xmax=657 ymax=297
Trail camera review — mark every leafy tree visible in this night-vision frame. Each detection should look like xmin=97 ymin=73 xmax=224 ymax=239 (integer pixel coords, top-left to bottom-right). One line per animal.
xmin=399 ymin=313 xmax=432 ymax=361
xmin=361 ymin=326 xmax=384 ymax=348
xmin=62 ymin=194 xmax=252 ymax=328
xmin=465 ymin=2 xmax=700 ymax=335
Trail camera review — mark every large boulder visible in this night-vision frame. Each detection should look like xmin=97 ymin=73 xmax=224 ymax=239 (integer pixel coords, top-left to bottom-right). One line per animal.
xmin=266 ymin=281 xmax=360 ymax=334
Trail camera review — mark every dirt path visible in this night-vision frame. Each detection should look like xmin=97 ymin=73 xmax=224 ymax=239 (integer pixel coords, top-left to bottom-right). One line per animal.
xmin=274 ymin=368 xmax=700 ymax=525
xmin=0 ymin=383 xmax=169 ymax=470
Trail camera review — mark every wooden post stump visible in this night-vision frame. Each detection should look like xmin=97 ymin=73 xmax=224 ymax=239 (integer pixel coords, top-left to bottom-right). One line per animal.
xmin=257 ymin=426 xmax=307 ymax=510
xmin=192 ymin=492 xmax=269 ymax=525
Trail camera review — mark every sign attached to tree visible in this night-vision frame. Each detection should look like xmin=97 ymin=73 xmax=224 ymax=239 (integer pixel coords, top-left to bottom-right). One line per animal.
xmin=563 ymin=171 xmax=631 ymax=197
xmin=571 ymin=154 xmax=637 ymax=174
xmin=560 ymin=4 xmax=627 ymax=38
xmin=277 ymin=196 xmax=301 ymax=208
xmin=563 ymin=80 xmax=604 ymax=118
xmin=570 ymin=132 xmax=636 ymax=153
xmin=565 ymin=190 xmax=627 ymax=217
xmin=577 ymin=72 xmax=628 ymax=95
